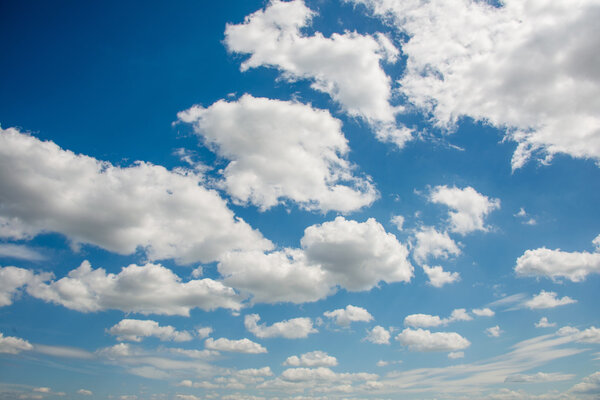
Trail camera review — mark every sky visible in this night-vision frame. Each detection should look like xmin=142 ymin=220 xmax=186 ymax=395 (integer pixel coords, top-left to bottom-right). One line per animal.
xmin=0 ymin=0 xmax=599 ymax=399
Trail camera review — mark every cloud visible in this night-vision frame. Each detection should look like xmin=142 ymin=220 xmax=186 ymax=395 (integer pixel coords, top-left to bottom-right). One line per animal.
xmin=77 ymin=389 xmax=93 ymax=396
xmin=205 ymin=338 xmax=267 ymax=354
xmin=323 ymin=305 xmax=373 ymax=327
xmin=196 ymin=327 xmax=213 ymax=339
xmin=395 ymin=328 xmax=471 ymax=352
xmin=219 ymin=217 xmax=413 ymax=303
xmin=364 ymin=326 xmax=391 ymax=345
xmin=569 ymin=371 xmax=600 ymax=395
xmin=421 ymin=265 xmax=460 ymax=288
xmin=558 ymin=326 xmax=600 ymax=344
xmin=535 ymin=317 xmax=556 ymax=328
xmin=0 ymin=127 xmax=271 ymax=265
xmin=412 ymin=227 xmax=461 ymax=264
xmin=178 ymin=95 xmax=377 ymax=213
xmin=404 ymin=308 xmax=472 ymax=328
xmin=349 ymin=0 xmax=600 ymax=169
xmin=283 ymin=351 xmax=338 ymax=367
xmin=0 ymin=266 xmax=38 ymax=307
xmin=486 ymin=326 xmax=502 ymax=338
xmin=390 ymin=215 xmax=404 ymax=231
xmin=33 ymin=344 xmax=94 ymax=359
xmin=429 ymin=186 xmax=500 ymax=235
xmin=515 ymin=240 xmax=600 ymax=282
xmin=277 ymin=367 xmax=377 ymax=384
xmin=504 ymin=372 xmax=574 ymax=383
xmin=224 ymin=0 xmax=411 ymax=147
xmin=472 ymin=308 xmax=495 ymax=317
xmin=0 ymin=244 xmax=44 ymax=261
xmin=107 ymin=319 xmax=194 ymax=342
xmin=0 ymin=332 xmax=33 ymax=354
xmin=244 ymin=314 xmax=317 ymax=339
xmin=26 ymin=260 xmax=242 ymax=316
xmin=448 ymin=352 xmax=464 ymax=359
xmin=524 ymin=291 xmax=577 ymax=309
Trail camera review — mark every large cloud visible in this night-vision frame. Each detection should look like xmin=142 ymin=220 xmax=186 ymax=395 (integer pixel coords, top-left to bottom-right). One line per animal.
xmin=178 ymin=95 xmax=377 ymax=213
xmin=244 ymin=314 xmax=317 ymax=339
xmin=224 ymin=0 xmax=411 ymax=147
xmin=26 ymin=261 xmax=243 ymax=315
xmin=0 ymin=127 xmax=271 ymax=264
xmin=349 ymin=0 xmax=600 ymax=168
xmin=219 ymin=217 xmax=413 ymax=303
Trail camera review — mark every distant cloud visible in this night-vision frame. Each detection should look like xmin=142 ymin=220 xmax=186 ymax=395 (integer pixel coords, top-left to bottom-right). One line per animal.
xmin=534 ymin=317 xmax=556 ymax=328
xmin=485 ymin=325 xmax=502 ymax=338
xmin=283 ymin=351 xmax=338 ymax=367
xmin=395 ymin=328 xmax=470 ymax=352
xmin=244 ymin=314 xmax=317 ymax=339
xmin=472 ymin=308 xmax=495 ymax=317
xmin=324 ymin=305 xmax=373 ymax=327
xmin=205 ymin=338 xmax=267 ymax=354
xmin=404 ymin=308 xmax=472 ymax=328
xmin=108 ymin=319 xmax=194 ymax=342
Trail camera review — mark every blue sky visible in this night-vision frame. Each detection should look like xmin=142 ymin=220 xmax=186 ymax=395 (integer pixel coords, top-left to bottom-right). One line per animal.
xmin=1 ymin=0 xmax=599 ymax=399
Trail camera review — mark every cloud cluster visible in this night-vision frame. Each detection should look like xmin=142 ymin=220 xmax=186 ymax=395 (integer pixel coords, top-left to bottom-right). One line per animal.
xmin=0 ymin=127 xmax=271 ymax=264
xmin=107 ymin=319 xmax=194 ymax=342
xmin=179 ymin=95 xmax=377 ymax=213
xmin=404 ymin=308 xmax=472 ymax=328
xmin=283 ymin=351 xmax=338 ymax=367
xmin=225 ymin=0 xmax=411 ymax=147
xmin=350 ymin=0 xmax=600 ymax=168
xmin=244 ymin=314 xmax=317 ymax=339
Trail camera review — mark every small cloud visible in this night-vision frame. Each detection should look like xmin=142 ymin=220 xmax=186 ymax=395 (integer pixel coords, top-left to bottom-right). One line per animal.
xmin=448 ymin=351 xmax=464 ymax=359
xmin=535 ymin=317 xmax=556 ymax=328
xmin=486 ymin=325 xmax=502 ymax=337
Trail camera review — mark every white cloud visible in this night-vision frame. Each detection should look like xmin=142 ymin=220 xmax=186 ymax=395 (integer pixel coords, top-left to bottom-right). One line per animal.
xmin=178 ymin=95 xmax=377 ymax=213
xmin=77 ymin=389 xmax=93 ymax=396
xmin=350 ymin=0 xmax=600 ymax=169
xmin=486 ymin=326 xmax=502 ymax=338
xmin=283 ymin=351 xmax=338 ymax=367
xmin=514 ymin=208 xmax=536 ymax=226
xmin=558 ymin=326 xmax=600 ymax=344
xmin=515 ymin=241 xmax=600 ymax=282
xmin=422 ymin=265 xmax=460 ymax=288
xmin=224 ymin=0 xmax=411 ymax=147
xmin=0 ymin=127 xmax=272 ymax=264
xmin=26 ymin=260 xmax=242 ymax=316
xmin=472 ymin=308 xmax=495 ymax=317
xmin=429 ymin=186 xmax=500 ymax=235
xmin=205 ymin=338 xmax=267 ymax=354
xmin=376 ymin=360 xmax=389 ymax=367
xmin=390 ymin=215 xmax=404 ymax=231
xmin=323 ymin=305 xmax=373 ymax=327
xmin=448 ymin=352 xmax=464 ymax=359
xmin=0 ymin=332 xmax=33 ymax=354
xmin=34 ymin=344 xmax=94 ymax=359
xmin=219 ymin=217 xmax=413 ymax=303
xmin=524 ymin=291 xmax=577 ymax=309
xmin=504 ymin=372 xmax=574 ymax=383
xmin=535 ymin=317 xmax=556 ymax=328
xmin=278 ymin=367 xmax=377 ymax=384
xmin=365 ymin=326 xmax=391 ymax=344
xmin=33 ymin=388 xmax=51 ymax=393
xmin=197 ymin=327 xmax=213 ymax=339
xmin=0 ymin=244 xmax=44 ymax=261
xmin=404 ymin=308 xmax=472 ymax=328
xmin=107 ymin=319 xmax=193 ymax=342
xmin=569 ymin=371 xmax=600 ymax=395
xmin=0 ymin=266 xmax=38 ymax=307
xmin=395 ymin=328 xmax=471 ymax=352
xmin=244 ymin=314 xmax=317 ymax=339
xmin=412 ymin=227 xmax=461 ymax=264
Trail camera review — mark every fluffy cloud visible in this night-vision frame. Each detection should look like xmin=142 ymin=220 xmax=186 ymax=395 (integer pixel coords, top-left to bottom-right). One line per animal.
xmin=534 ymin=317 xmax=556 ymax=328
xmin=448 ymin=352 xmax=464 ymax=359
xmin=323 ymin=305 xmax=373 ymax=327
xmin=364 ymin=326 xmax=391 ymax=344
xmin=205 ymin=338 xmax=267 ymax=354
xmin=395 ymin=328 xmax=471 ymax=352
xmin=283 ymin=351 xmax=338 ymax=367
xmin=219 ymin=217 xmax=413 ymax=303
xmin=178 ymin=95 xmax=377 ymax=213
xmin=26 ymin=261 xmax=242 ymax=316
xmin=429 ymin=186 xmax=500 ymax=235
xmin=350 ymin=0 xmax=600 ymax=169
xmin=0 ymin=266 xmax=38 ymax=307
xmin=0 ymin=127 xmax=271 ymax=264
xmin=107 ymin=319 xmax=193 ymax=342
xmin=472 ymin=308 xmax=495 ymax=317
xmin=569 ymin=371 xmax=600 ymax=395
xmin=225 ymin=0 xmax=411 ymax=147
xmin=412 ymin=227 xmax=461 ymax=264
xmin=558 ymin=326 xmax=600 ymax=344
xmin=524 ymin=291 xmax=577 ymax=309
xmin=486 ymin=326 xmax=502 ymax=338
xmin=0 ymin=332 xmax=33 ymax=354
xmin=244 ymin=314 xmax=317 ymax=339
xmin=421 ymin=265 xmax=460 ymax=288
xmin=278 ymin=367 xmax=377 ymax=383
xmin=390 ymin=215 xmax=404 ymax=231
xmin=515 ymin=240 xmax=600 ymax=282
xmin=404 ymin=308 xmax=472 ymax=328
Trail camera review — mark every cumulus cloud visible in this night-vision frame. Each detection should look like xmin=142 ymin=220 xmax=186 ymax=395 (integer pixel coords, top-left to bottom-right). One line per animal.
xmin=390 ymin=215 xmax=404 ymax=231
xmin=224 ymin=0 xmax=411 ymax=147
xmin=196 ymin=327 xmax=213 ymax=339
xmin=283 ymin=351 xmax=338 ymax=367
xmin=412 ymin=227 xmax=461 ymax=265
xmin=219 ymin=217 xmax=413 ymax=303
xmin=0 ymin=332 xmax=33 ymax=354
xmin=421 ymin=265 xmax=460 ymax=288
xmin=524 ymin=291 xmax=577 ymax=309
xmin=364 ymin=326 xmax=391 ymax=344
xmin=404 ymin=308 xmax=472 ymax=328
xmin=472 ymin=308 xmax=495 ymax=317
xmin=429 ymin=186 xmax=500 ymax=235
xmin=107 ymin=319 xmax=193 ymax=342
xmin=349 ymin=0 xmax=600 ymax=168
xmin=515 ymin=240 xmax=600 ymax=282
xmin=244 ymin=314 xmax=317 ymax=339
xmin=535 ymin=317 xmax=556 ymax=328
xmin=395 ymin=328 xmax=471 ymax=352
xmin=323 ymin=305 xmax=373 ymax=327
xmin=486 ymin=326 xmax=502 ymax=338
xmin=558 ymin=326 xmax=600 ymax=344
xmin=0 ymin=266 xmax=38 ymax=307
xmin=178 ymin=95 xmax=377 ymax=213
xmin=205 ymin=338 xmax=267 ymax=354
xmin=0 ymin=127 xmax=271 ymax=264
xmin=26 ymin=260 xmax=242 ymax=316
xmin=569 ymin=371 xmax=600 ymax=395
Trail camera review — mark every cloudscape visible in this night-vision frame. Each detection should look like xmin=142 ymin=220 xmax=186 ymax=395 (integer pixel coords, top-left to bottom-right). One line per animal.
xmin=0 ymin=1 xmax=599 ymax=399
